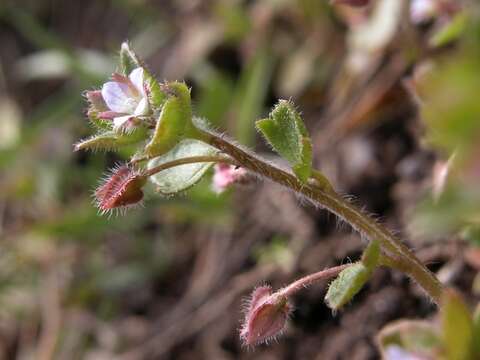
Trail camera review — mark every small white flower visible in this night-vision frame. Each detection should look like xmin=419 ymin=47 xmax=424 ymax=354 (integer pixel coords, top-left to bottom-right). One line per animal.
xmin=100 ymin=67 xmax=150 ymax=132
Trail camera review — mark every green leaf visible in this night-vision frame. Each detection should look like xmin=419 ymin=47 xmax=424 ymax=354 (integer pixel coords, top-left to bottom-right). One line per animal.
xmin=376 ymin=320 xmax=441 ymax=359
xmin=430 ymin=13 xmax=467 ymax=48
xmin=442 ymin=290 xmax=474 ymax=360
xmin=146 ymin=72 xmax=166 ymax=109
xmin=473 ymin=303 xmax=480 ymax=358
xmin=144 ymin=82 xmax=199 ymax=158
xmin=256 ymin=100 xmax=312 ymax=182
xmin=74 ymin=128 xmax=148 ymax=152
xmin=147 ymin=139 xmax=219 ymax=195
xmin=324 ymin=262 xmax=370 ymax=310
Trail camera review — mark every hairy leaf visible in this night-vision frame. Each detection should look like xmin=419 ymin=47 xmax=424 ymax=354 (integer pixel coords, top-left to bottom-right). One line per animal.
xmin=144 ymin=82 xmax=199 ymax=158
xmin=325 ymin=263 xmax=370 ymax=310
xmin=74 ymin=128 xmax=148 ymax=152
xmin=256 ymin=100 xmax=312 ymax=182
xmin=148 ymin=139 xmax=219 ymax=195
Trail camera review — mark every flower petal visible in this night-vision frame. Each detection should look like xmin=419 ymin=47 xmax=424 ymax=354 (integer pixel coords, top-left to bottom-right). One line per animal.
xmin=129 ymin=68 xmax=145 ymax=95
xmin=102 ymin=82 xmax=137 ymax=114
xmin=134 ymin=97 xmax=149 ymax=116
xmin=113 ymin=115 xmax=134 ymax=130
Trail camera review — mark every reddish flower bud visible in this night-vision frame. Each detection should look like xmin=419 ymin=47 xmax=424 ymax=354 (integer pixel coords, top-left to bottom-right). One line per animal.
xmin=240 ymin=286 xmax=292 ymax=346
xmin=95 ymin=165 xmax=146 ymax=215
xmin=331 ymin=0 xmax=370 ymax=7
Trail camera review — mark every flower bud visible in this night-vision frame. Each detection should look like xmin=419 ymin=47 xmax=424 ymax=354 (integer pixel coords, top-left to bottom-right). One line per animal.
xmin=212 ymin=163 xmax=247 ymax=193
xmin=240 ymin=286 xmax=292 ymax=346
xmin=95 ymin=165 xmax=146 ymax=215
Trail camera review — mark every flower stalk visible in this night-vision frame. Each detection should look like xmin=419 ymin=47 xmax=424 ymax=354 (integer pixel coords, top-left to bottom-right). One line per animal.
xmin=197 ymin=128 xmax=443 ymax=305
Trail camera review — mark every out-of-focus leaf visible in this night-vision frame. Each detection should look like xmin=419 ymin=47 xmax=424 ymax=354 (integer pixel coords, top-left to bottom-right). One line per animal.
xmin=253 ymin=236 xmax=294 ymax=272
xmin=0 ymin=97 xmax=21 ymax=150
xmin=194 ymin=66 xmax=235 ymax=126
xmin=473 ymin=303 xmax=480 ymax=358
xmin=148 ymin=139 xmax=219 ymax=195
xmin=215 ymin=2 xmax=251 ymax=42
xmin=410 ymin=187 xmax=480 ymax=242
xmin=421 ymin=57 xmax=480 ymax=159
xmin=430 ymin=13 xmax=468 ymax=48
xmin=442 ymin=290 xmax=474 ymax=360
xmin=376 ymin=320 xmax=441 ymax=359
xmin=233 ymin=47 xmax=273 ymax=145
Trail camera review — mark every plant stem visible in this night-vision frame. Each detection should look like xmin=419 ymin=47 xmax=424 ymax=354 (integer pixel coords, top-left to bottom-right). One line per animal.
xmin=143 ymin=155 xmax=237 ymax=177
xmin=277 ymin=264 xmax=350 ymax=298
xmin=199 ymin=128 xmax=443 ymax=305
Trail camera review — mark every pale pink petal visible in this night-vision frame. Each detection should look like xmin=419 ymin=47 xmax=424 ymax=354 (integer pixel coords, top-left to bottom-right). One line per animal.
xmin=102 ymin=82 xmax=137 ymax=113
xmin=134 ymin=97 xmax=149 ymax=116
xmin=129 ymin=68 xmax=145 ymax=95
xmin=113 ymin=115 xmax=134 ymax=130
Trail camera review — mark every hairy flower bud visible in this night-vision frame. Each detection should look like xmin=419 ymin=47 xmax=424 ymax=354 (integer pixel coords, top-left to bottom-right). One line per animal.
xmin=240 ymin=286 xmax=292 ymax=346
xmin=95 ymin=165 xmax=146 ymax=215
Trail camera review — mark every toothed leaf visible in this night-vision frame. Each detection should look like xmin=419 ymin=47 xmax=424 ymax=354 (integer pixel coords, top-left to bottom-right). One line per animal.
xmin=148 ymin=139 xmax=219 ymax=195
xmin=256 ymin=100 xmax=312 ymax=182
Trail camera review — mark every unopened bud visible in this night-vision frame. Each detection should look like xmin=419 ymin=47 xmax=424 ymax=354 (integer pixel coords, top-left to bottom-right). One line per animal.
xmin=240 ymin=286 xmax=292 ymax=346
xmin=95 ymin=165 xmax=146 ymax=215
xmin=212 ymin=163 xmax=247 ymax=193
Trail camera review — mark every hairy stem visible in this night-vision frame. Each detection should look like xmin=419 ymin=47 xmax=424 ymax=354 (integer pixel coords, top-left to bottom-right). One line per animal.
xmin=199 ymin=128 xmax=443 ymax=304
xmin=143 ymin=155 xmax=237 ymax=177
xmin=277 ymin=264 xmax=350 ymax=298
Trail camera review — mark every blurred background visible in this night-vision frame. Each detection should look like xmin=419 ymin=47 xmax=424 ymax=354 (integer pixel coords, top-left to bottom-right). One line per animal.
xmin=1 ymin=0 xmax=479 ymax=359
